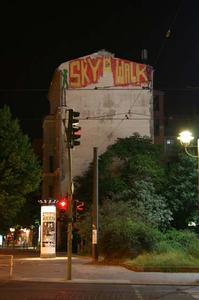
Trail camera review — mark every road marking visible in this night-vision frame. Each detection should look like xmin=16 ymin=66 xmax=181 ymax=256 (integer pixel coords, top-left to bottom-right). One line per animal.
xmin=132 ymin=287 xmax=144 ymax=300
xmin=190 ymin=294 xmax=199 ymax=299
xmin=184 ymin=287 xmax=199 ymax=299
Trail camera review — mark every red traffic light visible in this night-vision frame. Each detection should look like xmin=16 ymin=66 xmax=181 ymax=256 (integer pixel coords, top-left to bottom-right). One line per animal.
xmin=76 ymin=201 xmax=85 ymax=212
xmin=57 ymin=198 xmax=68 ymax=212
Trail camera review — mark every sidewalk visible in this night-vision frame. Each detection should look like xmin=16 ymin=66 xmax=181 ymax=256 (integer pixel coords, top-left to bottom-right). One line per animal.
xmin=1 ymin=250 xmax=199 ymax=285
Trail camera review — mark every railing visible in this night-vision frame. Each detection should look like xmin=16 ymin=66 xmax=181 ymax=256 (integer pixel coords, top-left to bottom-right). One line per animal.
xmin=0 ymin=255 xmax=13 ymax=278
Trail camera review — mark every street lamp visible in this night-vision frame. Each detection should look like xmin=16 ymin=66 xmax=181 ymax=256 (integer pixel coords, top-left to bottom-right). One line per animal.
xmin=177 ymin=130 xmax=199 ymax=158
xmin=177 ymin=130 xmax=199 ymax=213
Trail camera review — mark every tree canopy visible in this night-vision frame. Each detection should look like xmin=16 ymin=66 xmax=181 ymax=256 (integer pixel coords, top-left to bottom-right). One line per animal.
xmin=164 ymin=152 xmax=197 ymax=229
xmin=75 ymin=134 xmax=164 ymax=200
xmin=0 ymin=106 xmax=42 ymax=232
xmin=75 ymin=133 xmax=198 ymax=230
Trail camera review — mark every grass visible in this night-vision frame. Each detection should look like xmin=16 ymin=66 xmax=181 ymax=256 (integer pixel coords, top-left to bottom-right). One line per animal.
xmin=123 ymin=251 xmax=199 ymax=272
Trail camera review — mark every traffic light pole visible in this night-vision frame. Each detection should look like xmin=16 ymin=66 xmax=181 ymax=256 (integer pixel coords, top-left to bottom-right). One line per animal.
xmin=66 ymin=146 xmax=73 ymax=280
xmin=64 ymin=108 xmax=81 ymax=280
xmin=92 ymin=147 xmax=99 ymax=261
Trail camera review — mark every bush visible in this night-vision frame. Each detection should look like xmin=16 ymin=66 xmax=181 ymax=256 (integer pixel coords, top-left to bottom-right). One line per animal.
xmin=99 ymin=219 xmax=133 ymax=259
xmin=161 ymin=229 xmax=199 ymax=258
xmin=129 ymin=222 xmax=158 ymax=257
xmin=186 ymin=239 xmax=199 ymax=258
xmin=154 ymin=240 xmax=180 ymax=254
xmin=77 ymin=211 xmax=92 ymax=255
xmin=99 ymin=219 xmax=159 ymax=259
xmin=126 ymin=251 xmax=199 ymax=271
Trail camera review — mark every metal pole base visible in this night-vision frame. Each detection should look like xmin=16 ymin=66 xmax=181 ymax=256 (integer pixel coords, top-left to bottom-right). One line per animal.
xmin=92 ymin=244 xmax=98 ymax=262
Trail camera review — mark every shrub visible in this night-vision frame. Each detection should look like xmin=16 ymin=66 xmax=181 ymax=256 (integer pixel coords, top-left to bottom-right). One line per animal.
xmin=126 ymin=251 xmax=199 ymax=271
xmin=154 ymin=240 xmax=180 ymax=254
xmin=99 ymin=219 xmax=133 ymax=259
xmin=77 ymin=211 xmax=92 ymax=255
xmin=186 ymin=239 xmax=199 ymax=258
xmin=164 ymin=229 xmax=199 ymax=258
xmin=99 ymin=219 xmax=159 ymax=259
xmin=129 ymin=222 xmax=158 ymax=257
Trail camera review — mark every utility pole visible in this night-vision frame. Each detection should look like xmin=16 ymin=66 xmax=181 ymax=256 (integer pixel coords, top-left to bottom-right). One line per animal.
xmin=92 ymin=147 xmax=99 ymax=261
xmin=64 ymin=108 xmax=81 ymax=280
xmin=62 ymin=110 xmax=73 ymax=280
xmin=66 ymin=145 xmax=73 ymax=280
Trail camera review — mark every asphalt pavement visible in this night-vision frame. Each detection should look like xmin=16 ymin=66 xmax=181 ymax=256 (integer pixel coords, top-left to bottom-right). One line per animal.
xmin=1 ymin=250 xmax=199 ymax=285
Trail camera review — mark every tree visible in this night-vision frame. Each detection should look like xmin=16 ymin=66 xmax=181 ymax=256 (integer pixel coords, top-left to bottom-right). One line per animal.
xmin=113 ymin=181 xmax=172 ymax=230
xmin=0 ymin=106 xmax=41 ymax=232
xmin=75 ymin=133 xmax=165 ymax=202
xmin=75 ymin=134 xmax=172 ymax=228
xmin=79 ymin=200 xmax=160 ymax=258
xmin=164 ymin=152 xmax=197 ymax=229
xmin=75 ymin=133 xmax=198 ymax=230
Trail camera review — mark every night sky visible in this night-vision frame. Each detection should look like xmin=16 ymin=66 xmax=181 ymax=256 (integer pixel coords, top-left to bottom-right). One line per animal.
xmin=0 ymin=0 xmax=198 ymax=139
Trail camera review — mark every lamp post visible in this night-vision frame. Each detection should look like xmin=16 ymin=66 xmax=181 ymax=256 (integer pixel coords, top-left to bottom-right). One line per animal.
xmin=177 ymin=130 xmax=199 ymax=207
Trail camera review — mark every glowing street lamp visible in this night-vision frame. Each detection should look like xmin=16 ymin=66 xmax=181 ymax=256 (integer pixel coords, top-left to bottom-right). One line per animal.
xmin=177 ymin=130 xmax=198 ymax=158
xmin=177 ymin=130 xmax=194 ymax=146
xmin=177 ymin=130 xmax=199 ymax=211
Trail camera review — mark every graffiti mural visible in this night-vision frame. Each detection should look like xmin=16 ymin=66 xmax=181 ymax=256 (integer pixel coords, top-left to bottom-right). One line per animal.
xmin=63 ymin=54 xmax=152 ymax=89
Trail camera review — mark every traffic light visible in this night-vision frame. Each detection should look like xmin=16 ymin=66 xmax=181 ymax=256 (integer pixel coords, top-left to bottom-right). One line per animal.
xmin=57 ymin=198 xmax=68 ymax=213
xmin=67 ymin=109 xmax=81 ymax=148
xmin=57 ymin=198 xmax=68 ymax=222
xmin=74 ymin=200 xmax=85 ymax=222
xmin=76 ymin=201 xmax=85 ymax=212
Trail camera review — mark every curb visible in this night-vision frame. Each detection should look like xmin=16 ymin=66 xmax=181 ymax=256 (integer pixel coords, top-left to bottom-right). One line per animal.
xmin=7 ymin=277 xmax=199 ymax=286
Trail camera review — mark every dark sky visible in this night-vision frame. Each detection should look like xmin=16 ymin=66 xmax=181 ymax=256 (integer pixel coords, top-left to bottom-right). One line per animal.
xmin=0 ymin=0 xmax=199 ymax=139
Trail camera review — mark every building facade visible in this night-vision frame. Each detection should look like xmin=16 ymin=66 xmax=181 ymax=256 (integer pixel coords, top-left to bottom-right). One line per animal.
xmin=42 ymin=50 xmax=154 ymax=203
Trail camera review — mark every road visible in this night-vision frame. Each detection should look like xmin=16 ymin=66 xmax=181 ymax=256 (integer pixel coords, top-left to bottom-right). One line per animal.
xmin=0 ymin=281 xmax=198 ymax=300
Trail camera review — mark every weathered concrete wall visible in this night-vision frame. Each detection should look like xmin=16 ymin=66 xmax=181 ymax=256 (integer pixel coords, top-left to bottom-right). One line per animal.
xmin=62 ymin=89 xmax=152 ymax=176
